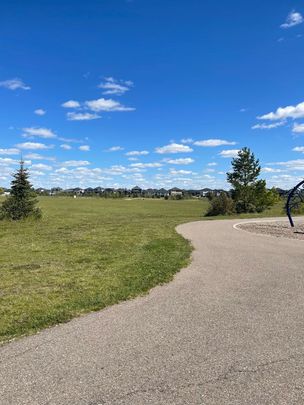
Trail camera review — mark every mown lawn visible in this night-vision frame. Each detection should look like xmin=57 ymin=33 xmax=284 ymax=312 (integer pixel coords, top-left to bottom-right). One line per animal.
xmin=0 ymin=197 xmax=285 ymax=343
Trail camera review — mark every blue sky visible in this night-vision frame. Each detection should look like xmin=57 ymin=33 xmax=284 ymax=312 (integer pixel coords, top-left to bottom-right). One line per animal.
xmin=0 ymin=0 xmax=304 ymax=190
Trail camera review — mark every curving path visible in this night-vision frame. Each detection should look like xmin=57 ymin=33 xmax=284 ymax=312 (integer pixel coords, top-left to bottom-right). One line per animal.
xmin=1 ymin=218 xmax=304 ymax=404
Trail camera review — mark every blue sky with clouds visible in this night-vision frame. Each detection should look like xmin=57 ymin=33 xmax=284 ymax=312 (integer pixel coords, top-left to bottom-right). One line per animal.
xmin=1 ymin=0 xmax=304 ymax=190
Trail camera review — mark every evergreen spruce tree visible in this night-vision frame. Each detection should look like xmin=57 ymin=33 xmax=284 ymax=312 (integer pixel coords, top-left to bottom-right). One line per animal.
xmin=227 ymin=147 xmax=278 ymax=213
xmin=0 ymin=160 xmax=42 ymax=220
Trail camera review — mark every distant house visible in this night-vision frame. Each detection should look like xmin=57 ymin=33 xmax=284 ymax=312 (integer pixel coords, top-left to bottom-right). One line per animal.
xmin=116 ymin=188 xmax=128 ymax=197
xmin=200 ymin=188 xmax=213 ymax=197
xmin=131 ymin=186 xmax=142 ymax=197
xmin=156 ymin=188 xmax=168 ymax=197
xmin=169 ymin=187 xmax=183 ymax=197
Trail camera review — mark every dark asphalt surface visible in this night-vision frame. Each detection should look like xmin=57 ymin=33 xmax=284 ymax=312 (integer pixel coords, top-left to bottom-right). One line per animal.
xmin=1 ymin=218 xmax=304 ymax=404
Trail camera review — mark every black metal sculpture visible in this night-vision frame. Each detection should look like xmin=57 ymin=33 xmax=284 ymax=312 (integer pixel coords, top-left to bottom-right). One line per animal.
xmin=286 ymin=179 xmax=304 ymax=227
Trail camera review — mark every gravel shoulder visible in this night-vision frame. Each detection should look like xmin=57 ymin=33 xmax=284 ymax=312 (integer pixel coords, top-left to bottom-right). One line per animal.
xmin=236 ymin=219 xmax=304 ymax=241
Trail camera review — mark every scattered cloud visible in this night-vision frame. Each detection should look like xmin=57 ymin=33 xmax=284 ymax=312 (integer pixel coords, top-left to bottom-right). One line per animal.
xmin=293 ymin=146 xmax=304 ymax=153
xmin=0 ymin=157 xmax=31 ymax=166
xmin=194 ymin=139 xmax=236 ymax=147
xmin=180 ymin=138 xmax=194 ymax=144
xmin=79 ymin=145 xmax=90 ymax=151
xmin=67 ymin=112 xmax=101 ymax=121
xmin=22 ymin=127 xmax=57 ymax=139
xmin=207 ymin=162 xmax=218 ymax=166
xmin=268 ymin=159 xmax=304 ymax=171
xmin=125 ymin=150 xmax=149 ymax=156
xmin=258 ymin=101 xmax=304 ymax=121
xmin=169 ymin=169 xmax=193 ymax=175
xmin=130 ymin=162 xmax=162 ymax=168
xmin=155 ymin=143 xmax=193 ymax=154
xmin=60 ymin=144 xmax=72 ymax=150
xmin=34 ymin=109 xmax=46 ymax=116
xmin=16 ymin=142 xmax=54 ymax=150
xmin=24 ymin=153 xmax=56 ymax=161
xmin=262 ymin=167 xmax=284 ymax=173
xmin=62 ymin=100 xmax=81 ymax=108
xmin=281 ymin=10 xmax=303 ymax=29
xmin=98 ymin=77 xmax=133 ymax=96
xmin=105 ymin=146 xmax=124 ymax=152
xmin=60 ymin=160 xmax=90 ymax=167
xmin=0 ymin=78 xmax=30 ymax=90
xmin=31 ymin=163 xmax=53 ymax=171
xmin=164 ymin=158 xmax=194 ymax=165
xmin=0 ymin=148 xmax=20 ymax=155
xmin=219 ymin=149 xmax=240 ymax=158
xmin=252 ymin=121 xmax=286 ymax=130
xmin=292 ymin=123 xmax=304 ymax=133
xmin=85 ymin=97 xmax=135 ymax=112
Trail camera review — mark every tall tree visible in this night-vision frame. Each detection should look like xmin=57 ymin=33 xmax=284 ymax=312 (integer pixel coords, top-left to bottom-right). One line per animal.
xmin=227 ymin=147 xmax=277 ymax=213
xmin=0 ymin=160 xmax=42 ymax=220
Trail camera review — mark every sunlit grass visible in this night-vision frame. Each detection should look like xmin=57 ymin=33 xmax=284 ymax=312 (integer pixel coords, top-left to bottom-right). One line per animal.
xmin=0 ymin=197 xmax=285 ymax=343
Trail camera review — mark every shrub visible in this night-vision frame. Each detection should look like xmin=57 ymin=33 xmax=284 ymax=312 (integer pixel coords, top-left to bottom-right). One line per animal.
xmin=205 ymin=192 xmax=235 ymax=216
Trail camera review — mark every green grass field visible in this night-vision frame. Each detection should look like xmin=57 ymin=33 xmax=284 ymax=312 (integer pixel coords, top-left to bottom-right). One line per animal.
xmin=0 ymin=197 xmax=285 ymax=343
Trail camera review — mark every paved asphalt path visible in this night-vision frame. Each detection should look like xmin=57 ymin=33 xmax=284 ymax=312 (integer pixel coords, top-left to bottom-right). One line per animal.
xmin=1 ymin=218 xmax=304 ymax=405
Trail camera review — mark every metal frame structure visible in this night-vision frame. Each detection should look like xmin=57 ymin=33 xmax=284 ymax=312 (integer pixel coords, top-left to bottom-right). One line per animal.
xmin=286 ymin=179 xmax=304 ymax=227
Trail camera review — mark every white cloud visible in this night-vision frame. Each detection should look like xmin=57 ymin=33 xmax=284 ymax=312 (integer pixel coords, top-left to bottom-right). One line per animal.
xmin=219 ymin=149 xmax=240 ymax=158
xmin=79 ymin=145 xmax=90 ymax=151
xmin=293 ymin=146 xmax=304 ymax=153
xmin=22 ymin=127 xmax=57 ymax=139
xmin=180 ymin=138 xmax=194 ymax=144
xmin=105 ymin=146 xmax=124 ymax=152
xmin=98 ymin=77 xmax=133 ymax=96
xmin=194 ymin=139 xmax=236 ymax=147
xmin=165 ymin=158 xmax=194 ymax=165
xmin=155 ymin=143 xmax=193 ymax=154
xmin=34 ymin=109 xmax=46 ymax=116
xmin=24 ymin=153 xmax=56 ymax=161
xmin=125 ymin=150 xmax=149 ymax=156
xmin=281 ymin=10 xmax=303 ymax=29
xmin=207 ymin=162 xmax=217 ymax=166
xmin=30 ymin=170 xmax=45 ymax=176
xmin=0 ymin=78 xmax=30 ymax=90
xmin=292 ymin=123 xmax=304 ymax=133
xmin=67 ymin=112 xmax=101 ymax=121
xmin=61 ymin=160 xmax=90 ymax=167
xmin=130 ymin=162 xmax=162 ymax=168
xmin=60 ymin=144 xmax=72 ymax=150
xmin=0 ymin=157 xmax=21 ymax=166
xmin=169 ymin=169 xmax=193 ymax=175
xmin=85 ymin=98 xmax=135 ymax=112
xmin=31 ymin=163 xmax=53 ymax=171
xmin=258 ymin=101 xmax=304 ymax=121
xmin=267 ymin=174 xmax=303 ymax=189
xmin=262 ymin=167 xmax=284 ymax=173
xmin=0 ymin=148 xmax=20 ymax=155
xmin=252 ymin=121 xmax=286 ymax=130
xmin=268 ymin=159 xmax=304 ymax=171
xmin=62 ymin=100 xmax=81 ymax=108
xmin=16 ymin=142 xmax=54 ymax=150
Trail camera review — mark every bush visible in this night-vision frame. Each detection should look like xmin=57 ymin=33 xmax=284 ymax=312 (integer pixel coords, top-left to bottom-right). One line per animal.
xmin=205 ymin=193 xmax=235 ymax=216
